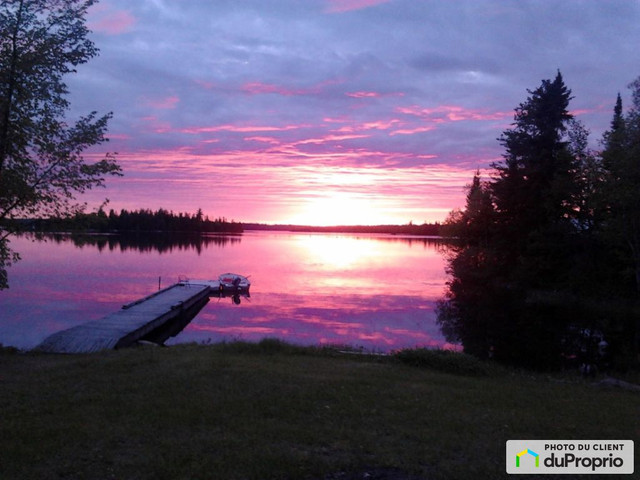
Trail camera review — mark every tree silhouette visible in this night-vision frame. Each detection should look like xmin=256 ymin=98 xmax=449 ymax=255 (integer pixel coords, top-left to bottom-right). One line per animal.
xmin=0 ymin=0 xmax=121 ymax=288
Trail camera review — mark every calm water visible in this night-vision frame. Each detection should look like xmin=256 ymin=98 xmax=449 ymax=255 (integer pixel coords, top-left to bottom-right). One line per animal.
xmin=0 ymin=231 xmax=455 ymax=352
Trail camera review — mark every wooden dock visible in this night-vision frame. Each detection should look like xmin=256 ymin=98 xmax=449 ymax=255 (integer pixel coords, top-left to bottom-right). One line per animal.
xmin=36 ymin=282 xmax=213 ymax=354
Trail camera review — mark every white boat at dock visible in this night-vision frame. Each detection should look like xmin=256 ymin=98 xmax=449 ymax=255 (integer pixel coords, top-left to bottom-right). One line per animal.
xmin=218 ymin=273 xmax=251 ymax=291
xmin=182 ymin=273 xmax=251 ymax=294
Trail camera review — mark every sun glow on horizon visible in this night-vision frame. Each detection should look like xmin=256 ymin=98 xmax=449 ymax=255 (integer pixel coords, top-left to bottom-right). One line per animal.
xmin=283 ymin=191 xmax=398 ymax=227
xmin=81 ymin=148 xmax=477 ymax=227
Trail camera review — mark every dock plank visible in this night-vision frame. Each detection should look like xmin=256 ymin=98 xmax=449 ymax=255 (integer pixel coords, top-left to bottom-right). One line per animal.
xmin=36 ymin=283 xmax=211 ymax=354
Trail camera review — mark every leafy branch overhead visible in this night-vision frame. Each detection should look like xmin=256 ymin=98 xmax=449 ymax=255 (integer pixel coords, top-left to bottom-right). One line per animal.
xmin=0 ymin=0 xmax=121 ymax=288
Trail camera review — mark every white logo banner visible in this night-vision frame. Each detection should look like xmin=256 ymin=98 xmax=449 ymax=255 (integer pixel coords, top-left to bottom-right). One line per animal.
xmin=506 ymin=440 xmax=634 ymax=475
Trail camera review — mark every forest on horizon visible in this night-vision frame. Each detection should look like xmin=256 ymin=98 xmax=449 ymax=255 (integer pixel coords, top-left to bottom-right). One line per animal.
xmin=7 ymin=209 xmax=442 ymax=236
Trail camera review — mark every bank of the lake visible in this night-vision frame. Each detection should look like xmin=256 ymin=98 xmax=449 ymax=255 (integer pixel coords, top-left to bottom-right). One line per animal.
xmin=1 ymin=342 xmax=637 ymax=480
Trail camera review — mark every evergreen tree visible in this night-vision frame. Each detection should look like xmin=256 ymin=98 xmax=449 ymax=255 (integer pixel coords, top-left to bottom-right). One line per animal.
xmin=438 ymin=172 xmax=500 ymax=359
xmin=491 ymin=71 xmax=580 ymax=290
xmin=493 ymin=73 xmax=575 ymax=224
xmin=600 ymin=80 xmax=640 ymax=295
xmin=598 ymin=80 xmax=640 ymax=365
xmin=439 ymin=72 xmax=594 ymax=369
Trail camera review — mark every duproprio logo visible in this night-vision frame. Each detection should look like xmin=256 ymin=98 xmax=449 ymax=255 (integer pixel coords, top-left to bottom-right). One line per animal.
xmin=516 ymin=448 xmax=539 ymax=468
xmin=507 ymin=440 xmax=634 ymax=474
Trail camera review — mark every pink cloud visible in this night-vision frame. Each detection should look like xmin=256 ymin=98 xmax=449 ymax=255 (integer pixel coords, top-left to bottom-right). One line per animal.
xmin=323 ymin=116 xmax=351 ymax=123
xmin=88 ymin=6 xmax=135 ymax=35
xmin=293 ymin=134 xmax=370 ymax=146
xmin=347 ymin=91 xmax=381 ymax=98
xmin=106 ymin=133 xmax=131 ymax=141
xmin=334 ymin=119 xmax=401 ymax=133
xmin=180 ymin=124 xmax=304 ymax=134
xmin=243 ymin=82 xmax=293 ymax=96
xmin=389 ymin=126 xmax=436 ymax=136
xmin=140 ymin=116 xmax=171 ymax=134
xmin=244 ymin=136 xmax=281 ymax=145
xmin=570 ymin=106 xmax=608 ymax=116
xmin=241 ymin=81 xmax=310 ymax=96
xmin=195 ymin=80 xmax=217 ymax=90
xmin=397 ymin=105 xmax=510 ymax=122
xmin=241 ymin=79 xmax=344 ymax=97
xmin=325 ymin=0 xmax=393 ymax=13
xmin=193 ymin=326 xmax=280 ymax=335
xmin=346 ymin=91 xmax=404 ymax=99
xmin=145 ymin=95 xmax=180 ymax=110
xmin=362 ymin=119 xmax=400 ymax=130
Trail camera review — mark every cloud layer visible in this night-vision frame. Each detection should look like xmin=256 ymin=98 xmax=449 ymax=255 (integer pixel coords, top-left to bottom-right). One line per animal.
xmin=72 ymin=0 xmax=640 ymax=224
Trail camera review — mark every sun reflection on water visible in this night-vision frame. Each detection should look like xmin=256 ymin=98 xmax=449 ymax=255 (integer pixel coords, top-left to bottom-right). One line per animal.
xmin=295 ymin=234 xmax=382 ymax=270
xmin=1 ymin=232 xmax=453 ymax=352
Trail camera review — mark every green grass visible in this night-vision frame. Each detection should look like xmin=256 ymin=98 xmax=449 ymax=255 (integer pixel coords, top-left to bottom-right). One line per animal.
xmin=1 ymin=341 xmax=638 ymax=479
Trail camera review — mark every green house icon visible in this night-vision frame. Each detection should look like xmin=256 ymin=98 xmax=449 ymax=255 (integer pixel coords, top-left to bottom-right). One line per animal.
xmin=516 ymin=448 xmax=539 ymax=467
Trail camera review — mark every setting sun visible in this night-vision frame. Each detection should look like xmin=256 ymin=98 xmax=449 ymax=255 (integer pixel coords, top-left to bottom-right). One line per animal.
xmin=285 ymin=191 xmax=394 ymax=226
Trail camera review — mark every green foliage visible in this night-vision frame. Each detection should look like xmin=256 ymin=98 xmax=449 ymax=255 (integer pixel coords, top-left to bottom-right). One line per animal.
xmin=493 ymin=72 xmax=578 ymax=236
xmin=214 ymin=338 xmax=324 ymax=356
xmin=394 ymin=348 xmax=494 ymax=376
xmin=439 ymin=72 xmax=640 ymax=370
xmin=0 ymin=235 xmax=18 ymax=288
xmin=0 ymin=342 xmax=19 ymax=354
xmin=0 ymin=0 xmax=121 ymax=288
xmin=600 ymin=79 xmax=640 ymax=294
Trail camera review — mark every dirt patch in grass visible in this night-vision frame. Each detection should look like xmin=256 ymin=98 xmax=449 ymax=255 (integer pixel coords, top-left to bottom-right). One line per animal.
xmin=320 ymin=466 xmax=428 ymax=479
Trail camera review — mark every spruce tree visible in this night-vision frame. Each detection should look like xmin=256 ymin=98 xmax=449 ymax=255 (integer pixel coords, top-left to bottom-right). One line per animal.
xmin=599 ymin=80 xmax=640 ymax=366
xmin=490 ymin=71 xmax=580 ymax=290
xmin=440 ymin=72 xmax=590 ymax=369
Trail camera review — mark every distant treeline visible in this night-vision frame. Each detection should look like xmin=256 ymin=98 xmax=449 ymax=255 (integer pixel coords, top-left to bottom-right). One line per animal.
xmin=22 ymin=208 xmax=244 ymax=234
xmin=243 ymin=222 xmax=441 ymax=236
xmin=40 ymin=231 xmax=241 ymax=254
xmin=11 ymin=213 xmax=440 ymax=236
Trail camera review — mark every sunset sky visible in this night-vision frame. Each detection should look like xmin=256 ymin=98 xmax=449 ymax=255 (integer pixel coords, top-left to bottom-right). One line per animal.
xmin=73 ymin=0 xmax=640 ymax=226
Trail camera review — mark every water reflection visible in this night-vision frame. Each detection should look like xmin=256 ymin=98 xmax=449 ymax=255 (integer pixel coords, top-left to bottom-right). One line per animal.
xmin=40 ymin=232 xmax=241 ymax=254
xmin=212 ymin=289 xmax=251 ymax=306
xmin=140 ymin=288 xmax=251 ymax=345
xmin=140 ymin=296 xmax=210 ymax=345
xmin=183 ymin=293 xmax=458 ymax=352
xmin=0 ymin=231 xmax=452 ymax=352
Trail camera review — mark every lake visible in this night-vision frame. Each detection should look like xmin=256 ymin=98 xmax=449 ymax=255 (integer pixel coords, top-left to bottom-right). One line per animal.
xmin=0 ymin=230 xmax=456 ymax=352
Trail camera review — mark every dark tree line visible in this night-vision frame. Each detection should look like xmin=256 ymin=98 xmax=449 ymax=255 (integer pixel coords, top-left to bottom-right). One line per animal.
xmin=438 ymin=72 xmax=640 ymax=371
xmin=244 ymin=222 xmax=441 ymax=236
xmin=27 ymin=207 xmax=243 ymax=234
xmin=41 ymin=230 xmax=241 ymax=254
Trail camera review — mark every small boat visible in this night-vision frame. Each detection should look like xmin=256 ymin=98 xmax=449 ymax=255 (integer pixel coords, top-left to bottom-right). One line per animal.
xmin=218 ymin=273 xmax=251 ymax=292
xmin=178 ymin=273 xmax=251 ymax=293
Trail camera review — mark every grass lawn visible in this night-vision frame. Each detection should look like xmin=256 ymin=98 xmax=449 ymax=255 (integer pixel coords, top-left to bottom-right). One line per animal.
xmin=1 ymin=341 xmax=638 ymax=479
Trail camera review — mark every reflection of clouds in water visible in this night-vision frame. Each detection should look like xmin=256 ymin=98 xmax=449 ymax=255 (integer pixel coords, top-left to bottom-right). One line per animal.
xmin=2 ymin=232 xmax=452 ymax=351
xmin=177 ymin=293 xmax=447 ymax=352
